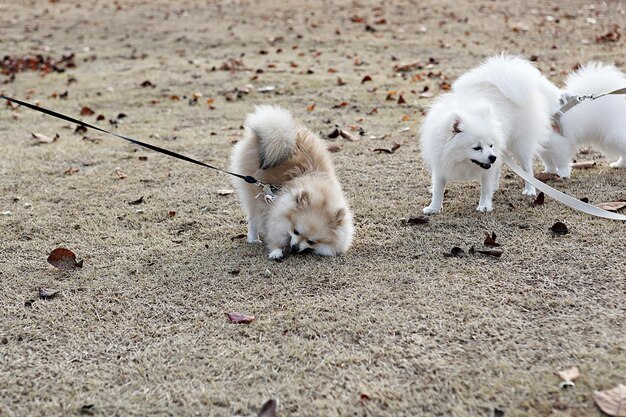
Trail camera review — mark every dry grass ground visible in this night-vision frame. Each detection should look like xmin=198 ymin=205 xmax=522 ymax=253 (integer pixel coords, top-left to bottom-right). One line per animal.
xmin=1 ymin=1 xmax=624 ymax=416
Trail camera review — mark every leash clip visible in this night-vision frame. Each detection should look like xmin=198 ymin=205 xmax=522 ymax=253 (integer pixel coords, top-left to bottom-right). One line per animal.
xmin=254 ymin=181 xmax=277 ymax=205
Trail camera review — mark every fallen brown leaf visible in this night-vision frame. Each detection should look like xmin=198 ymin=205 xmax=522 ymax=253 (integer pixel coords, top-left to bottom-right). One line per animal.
xmin=257 ymin=399 xmax=278 ymax=417
xmin=571 ymin=161 xmax=596 ymax=169
xmin=306 ymin=103 xmax=316 ymax=112
xmin=556 ymin=366 xmax=580 ymax=382
xmin=397 ymin=94 xmax=406 ymax=104
xmin=361 ymin=75 xmax=373 ymax=83
xmin=115 ymin=168 xmax=127 ymax=179
xmin=336 ymin=77 xmax=346 ymax=86
xmin=80 ymin=106 xmax=95 ymax=116
xmin=339 ymin=129 xmax=358 ymax=141
xmin=403 ymin=215 xmax=430 ymax=225
xmin=128 ymin=196 xmax=144 ymax=205
xmin=443 ymin=247 xmax=465 ymax=258
xmin=140 ymin=80 xmax=155 ymax=88
xmin=477 ymin=247 xmax=504 ymax=257
xmin=31 ymin=132 xmax=58 ymax=144
xmin=231 ymin=234 xmax=246 ymax=241
xmin=327 ymin=144 xmax=342 ymax=153
xmin=47 ymin=248 xmax=83 ymax=271
xmin=595 ymin=201 xmax=626 ymax=212
xmin=39 ymin=287 xmax=61 ymax=300
xmin=594 ymin=384 xmax=626 ymax=417
xmin=63 ymin=167 xmax=79 ymax=175
xmin=225 ymin=312 xmax=256 ymax=324
xmin=550 ymin=222 xmax=568 ymax=235
xmin=535 ymin=172 xmax=561 ymax=182
xmin=393 ymin=62 xmax=422 ymax=72
xmin=533 ymin=192 xmax=545 ymax=206
xmin=373 ymin=144 xmax=401 ymax=154
xmin=483 ymin=232 xmax=501 ymax=247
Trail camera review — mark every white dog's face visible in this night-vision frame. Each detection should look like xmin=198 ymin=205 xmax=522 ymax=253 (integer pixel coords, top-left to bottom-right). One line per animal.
xmin=445 ymin=107 xmax=502 ymax=170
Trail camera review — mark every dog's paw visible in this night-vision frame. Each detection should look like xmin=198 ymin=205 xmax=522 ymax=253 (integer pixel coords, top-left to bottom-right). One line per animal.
xmin=422 ymin=205 xmax=441 ymax=215
xmin=476 ymin=204 xmax=493 ymax=213
xmin=247 ymin=237 xmax=262 ymax=244
xmin=610 ymin=160 xmax=625 ymax=169
xmin=522 ymin=188 xmax=536 ymax=197
xmin=268 ymin=249 xmax=284 ymax=261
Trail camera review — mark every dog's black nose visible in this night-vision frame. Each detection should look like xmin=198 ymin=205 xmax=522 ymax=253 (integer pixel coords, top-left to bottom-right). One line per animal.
xmin=489 ymin=155 xmax=497 ymax=163
xmin=291 ymin=244 xmax=300 ymax=253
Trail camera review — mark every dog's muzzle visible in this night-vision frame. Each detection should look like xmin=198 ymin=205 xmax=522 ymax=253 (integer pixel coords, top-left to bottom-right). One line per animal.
xmin=291 ymin=245 xmax=313 ymax=254
xmin=471 ymin=159 xmax=492 ymax=169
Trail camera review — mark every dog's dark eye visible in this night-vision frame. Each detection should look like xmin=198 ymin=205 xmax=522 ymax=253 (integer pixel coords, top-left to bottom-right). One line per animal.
xmin=473 ymin=146 xmax=482 ymax=151
xmin=307 ymin=239 xmax=316 ymax=245
xmin=293 ymin=229 xmax=299 ymax=235
xmin=489 ymin=144 xmax=493 ymax=148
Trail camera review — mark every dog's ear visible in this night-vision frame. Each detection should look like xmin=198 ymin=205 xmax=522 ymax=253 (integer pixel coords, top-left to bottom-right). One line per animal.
xmin=295 ymin=191 xmax=310 ymax=207
xmin=334 ymin=208 xmax=346 ymax=225
xmin=452 ymin=117 xmax=462 ymax=134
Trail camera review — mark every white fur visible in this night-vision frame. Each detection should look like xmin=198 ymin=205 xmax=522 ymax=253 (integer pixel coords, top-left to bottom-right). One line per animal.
xmin=419 ymin=54 xmax=554 ymax=213
xmin=540 ymin=63 xmax=626 ymax=178
xmin=244 ymin=105 xmax=296 ymax=169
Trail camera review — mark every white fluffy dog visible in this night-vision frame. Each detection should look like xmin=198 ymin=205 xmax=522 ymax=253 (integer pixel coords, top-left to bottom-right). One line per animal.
xmin=420 ymin=54 xmax=555 ymax=213
xmin=540 ymin=63 xmax=626 ymax=178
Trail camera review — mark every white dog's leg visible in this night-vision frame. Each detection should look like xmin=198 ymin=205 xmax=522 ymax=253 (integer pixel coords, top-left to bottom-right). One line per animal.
xmin=520 ymin=158 xmax=537 ymax=196
xmin=610 ymin=156 xmax=626 ymax=169
xmin=247 ymin=216 xmax=261 ymax=244
xmin=539 ymin=150 xmax=557 ymax=174
xmin=477 ymin=167 xmax=498 ymax=212
xmin=423 ymin=174 xmax=446 ymax=214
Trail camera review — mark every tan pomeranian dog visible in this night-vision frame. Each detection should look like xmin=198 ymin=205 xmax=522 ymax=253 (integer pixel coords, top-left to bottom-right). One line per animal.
xmin=230 ymin=105 xmax=354 ymax=261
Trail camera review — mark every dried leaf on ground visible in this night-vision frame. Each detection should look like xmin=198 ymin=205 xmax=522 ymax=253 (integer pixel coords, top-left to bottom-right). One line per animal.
xmin=361 ymin=75 xmax=373 ymax=83
xmin=80 ymin=106 xmax=95 ymax=116
xmin=393 ymin=62 xmax=422 ymax=72
xmin=327 ymin=144 xmax=342 ymax=153
xmin=39 ymin=287 xmax=61 ymax=300
xmin=339 ymin=129 xmax=358 ymax=141
xmin=397 ymin=94 xmax=406 ymax=104
xmin=477 ymin=247 xmax=504 ymax=257
xmin=484 ymin=232 xmax=501 ymax=247
xmin=593 ymin=384 xmax=626 ymax=417
xmin=535 ymin=172 xmax=561 ymax=182
xmin=257 ymin=399 xmax=278 ymax=417
xmin=556 ymin=366 xmax=580 ymax=382
xmin=550 ymin=222 xmax=568 ymax=235
xmin=216 ymin=189 xmax=234 ymax=196
xmin=306 ymin=103 xmax=316 ymax=112
xmin=336 ymin=77 xmax=346 ymax=86
xmin=402 ymin=215 xmax=430 ymax=225
xmin=128 ymin=196 xmax=144 ymax=205
xmin=31 ymin=132 xmax=58 ymax=144
xmin=596 ymin=25 xmax=622 ymax=44
xmin=373 ymin=144 xmax=400 ymax=154
xmin=115 ymin=168 xmax=127 ymax=179
xmin=443 ymin=247 xmax=465 ymax=258
xmin=533 ymin=192 xmax=545 ymax=206
xmin=225 ymin=312 xmax=256 ymax=324
xmin=47 ymin=248 xmax=83 ymax=271
xmin=140 ymin=80 xmax=155 ymax=88
xmin=596 ymin=201 xmax=626 ymax=212
xmin=571 ymin=161 xmax=596 ymax=169
xmin=231 ymin=234 xmax=246 ymax=241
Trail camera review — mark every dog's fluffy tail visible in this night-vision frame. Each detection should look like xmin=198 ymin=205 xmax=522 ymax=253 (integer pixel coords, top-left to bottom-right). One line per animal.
xmin=454 ymin=53 xmax=544 ymax=105
xmin=245 ymin=105 xmax=297 ymax=169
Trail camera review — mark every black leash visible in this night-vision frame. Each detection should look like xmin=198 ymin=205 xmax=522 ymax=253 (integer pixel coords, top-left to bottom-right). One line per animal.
xmin=1 ymin=95 xmax=260 ymax=185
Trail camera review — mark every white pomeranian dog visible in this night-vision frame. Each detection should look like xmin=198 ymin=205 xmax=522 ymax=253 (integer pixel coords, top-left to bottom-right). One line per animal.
xmin=540 ymin=63 xmax=626 ymax=178
xmin=420 ymin=54 xmax=555 ymax=213
xmin=230 ymin=105 xmax=354 ymax=261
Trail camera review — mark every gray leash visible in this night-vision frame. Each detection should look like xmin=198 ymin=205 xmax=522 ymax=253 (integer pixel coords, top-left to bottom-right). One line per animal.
xmin=502 ymin=152 xmax=626 ymax=221
xmin=551 ymin=87 xmax=626 ymax=134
